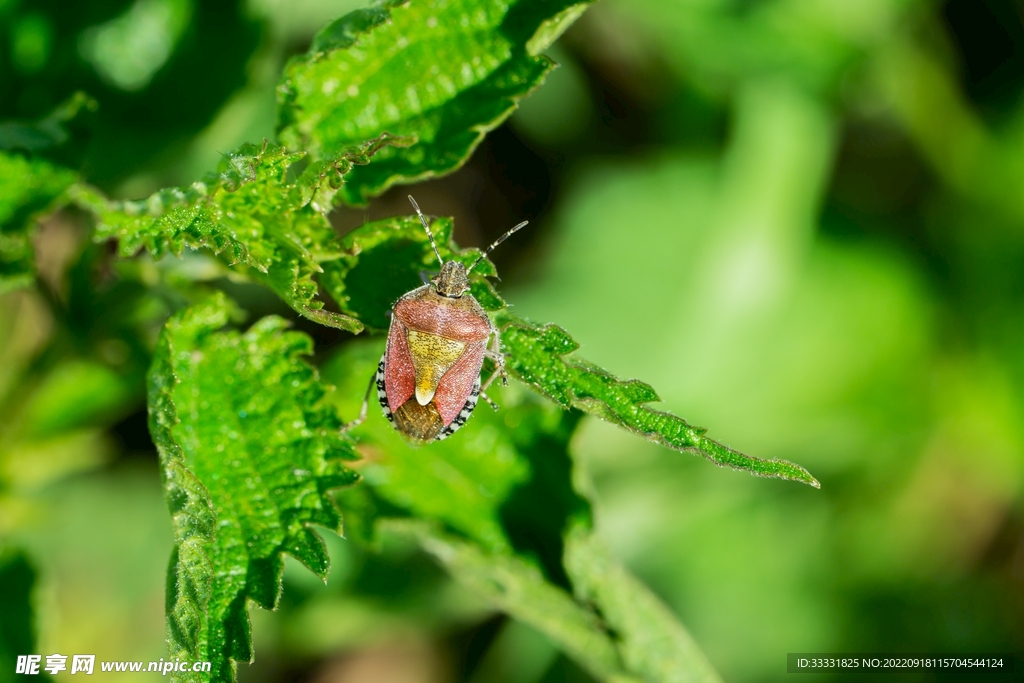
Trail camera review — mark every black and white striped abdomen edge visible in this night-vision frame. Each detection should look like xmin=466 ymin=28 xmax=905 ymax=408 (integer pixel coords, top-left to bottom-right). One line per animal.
xmin=376 ymin=355 xmax=481 ymax=440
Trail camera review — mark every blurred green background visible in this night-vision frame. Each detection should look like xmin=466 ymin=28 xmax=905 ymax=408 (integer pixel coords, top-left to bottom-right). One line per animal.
xmin=2 ymin=0 xmax=1024 ymax=681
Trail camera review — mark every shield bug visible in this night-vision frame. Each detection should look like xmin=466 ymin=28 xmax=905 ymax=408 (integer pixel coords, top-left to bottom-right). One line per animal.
xmin=346 ymin=196 xmax=528 ymax=443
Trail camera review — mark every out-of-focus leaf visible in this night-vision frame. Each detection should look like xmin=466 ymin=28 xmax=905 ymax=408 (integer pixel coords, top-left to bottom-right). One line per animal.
xmin=21 ymin=360 xmax=134 ymax=437
xmin=496 ymin=313 xmax=820 ymax=487
xmin=1 ymin=430 xmax=113 ymax=495
xmin=13 ymin=466 xmax=172 ymax=666
xmin=278 ymin=0 xmax=593 ymax=205
xmin=321 ymin=211 xmax=502 ymax=331
xmin=75 ymin=135 xmax=404 ymax=333
xmin=148 ymin=293 xmax=359 ymax=682
xmin=873 ymin=41 xmax=1024 ymax=225
xmin=79 ymin=0 xmax=192 ymax=92
xmin=624 ymin=0 xmax=872 ymax=93
xmin=0 ymin=92 xmax=97 ymax=152
xmin=0 ymin=548 xmax=39 ymax=678
xmin=0 ymin=152 xmax=77 ymax=293
xmin=564 ymin=523 xmax=723 ymax=683
xmin=383 ymin=519 xmax=642 ymax=683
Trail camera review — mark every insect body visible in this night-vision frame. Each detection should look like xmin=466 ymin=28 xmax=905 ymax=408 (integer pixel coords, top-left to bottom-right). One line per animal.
xmin=348 ymin=196 xmax=528 ymax=443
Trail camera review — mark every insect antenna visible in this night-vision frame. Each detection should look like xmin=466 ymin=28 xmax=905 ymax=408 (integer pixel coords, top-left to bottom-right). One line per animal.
xmin=467 ymin=220 xmax=529 ymax=273
xmin=408 ymin=195 xmax=444 ymax=266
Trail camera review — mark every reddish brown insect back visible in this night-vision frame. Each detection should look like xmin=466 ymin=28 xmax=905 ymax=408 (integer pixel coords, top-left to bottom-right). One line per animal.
xmin=374 ymin=196 xmax=528 ymax=443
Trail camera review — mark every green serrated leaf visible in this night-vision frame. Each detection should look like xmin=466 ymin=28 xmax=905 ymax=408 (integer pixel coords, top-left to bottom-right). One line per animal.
xmin=149 ymin=293 xmax=360 ymax=682
xmin=278 ymin=0 xmax=593 ymax=206
xmin=564 ymin=523 xmax=723 ymax=683
xmin=321 ymin=212 xmax=503 ymax=331
xmin=496 ymin=313 xmax=821 ymax=488
xmin=0 ymin=152 xmax=77 ymax=293
xmin=76 ymin=135 xmax=401 ymax=333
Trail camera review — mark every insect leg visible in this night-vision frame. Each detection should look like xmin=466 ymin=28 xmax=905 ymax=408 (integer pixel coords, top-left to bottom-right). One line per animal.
xmin=480 ymin=392 xmax=500 ymax=411
xmin=478 ymin=366 xmax=504 ymax=410
xmin=478 ymin=326 xmax=508 ymax=409
xmin=341 ymin=370 xmax=377 ymax=432
xmin=484 ymin=327 xmax=508 ymax=387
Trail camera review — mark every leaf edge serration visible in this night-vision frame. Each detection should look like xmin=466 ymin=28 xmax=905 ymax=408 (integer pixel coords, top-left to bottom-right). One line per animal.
xmin=148 ymin=292 xmax=362 ymax=682
xmin=276 ymin=0 xmax=594 ymax=206
xmin=495 ymin=313 xmax=821 ymax=488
